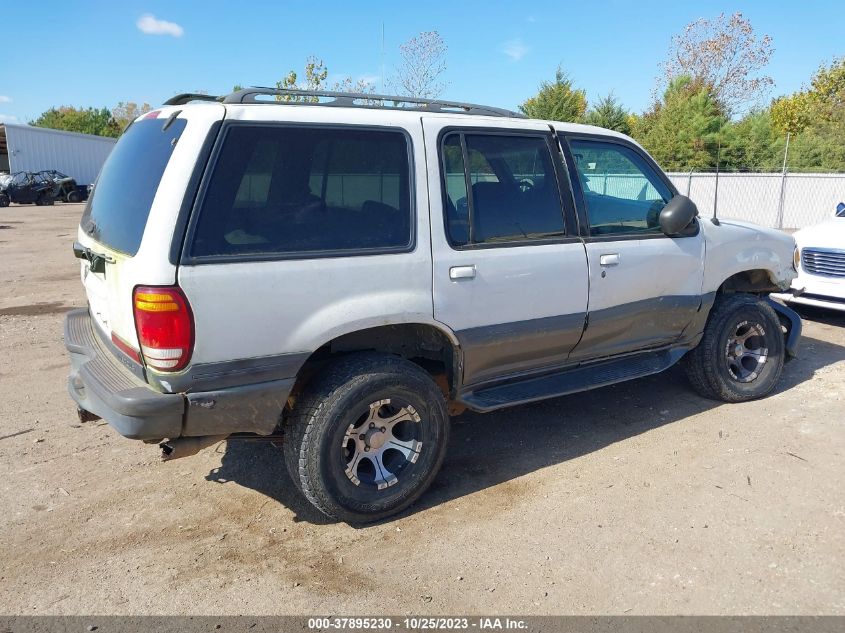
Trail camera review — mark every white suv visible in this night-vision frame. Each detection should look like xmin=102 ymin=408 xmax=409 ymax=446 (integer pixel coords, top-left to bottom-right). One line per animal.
xmin=66 ymin=88 xmax=801 ymax=523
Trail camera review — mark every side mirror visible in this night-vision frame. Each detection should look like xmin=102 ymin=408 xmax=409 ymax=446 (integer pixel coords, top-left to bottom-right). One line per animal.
xmin=659 ymin=194 xmax=698 ymax=236
xmin=835 ymin=202 xmax=845 ymax=218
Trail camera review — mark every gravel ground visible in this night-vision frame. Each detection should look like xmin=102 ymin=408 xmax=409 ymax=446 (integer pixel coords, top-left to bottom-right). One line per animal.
xmin=0 ymin=203 xmax=843 ymax=615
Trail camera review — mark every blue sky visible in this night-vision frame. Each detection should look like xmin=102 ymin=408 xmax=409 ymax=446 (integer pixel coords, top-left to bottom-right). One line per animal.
xmin=0 ymin=0 xmax=842 ymax=124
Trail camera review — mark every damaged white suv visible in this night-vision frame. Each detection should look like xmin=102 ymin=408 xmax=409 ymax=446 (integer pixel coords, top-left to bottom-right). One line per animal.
xmin=66 ymin=88 xmax=801 ymax=523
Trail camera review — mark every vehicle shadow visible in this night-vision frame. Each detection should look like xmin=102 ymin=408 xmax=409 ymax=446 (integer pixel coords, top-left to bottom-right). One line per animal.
xmin=206 ymin=333 xmax=844 ymax=526
xmin=791 ymin=304 xmax=845 ymax=328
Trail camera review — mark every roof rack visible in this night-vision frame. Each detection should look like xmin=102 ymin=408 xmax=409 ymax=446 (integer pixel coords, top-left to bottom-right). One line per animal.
xmin=164 ymin=93 xmax=223 ymax=106
xmin=165 ymin=87 xmax=524 ymax=118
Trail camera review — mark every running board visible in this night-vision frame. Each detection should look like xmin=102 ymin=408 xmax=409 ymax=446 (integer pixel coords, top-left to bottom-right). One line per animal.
xmin=458 ymin=348 xmax=688 ymax=413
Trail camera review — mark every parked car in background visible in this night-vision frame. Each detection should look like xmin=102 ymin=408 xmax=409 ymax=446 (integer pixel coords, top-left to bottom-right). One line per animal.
xmin=37 ymin=170 xmax=88 ymax=203
xmin=0 ymin=171 xmax=58 ymax=206
xmin=773 ymin=203 xmax=845 ymax=312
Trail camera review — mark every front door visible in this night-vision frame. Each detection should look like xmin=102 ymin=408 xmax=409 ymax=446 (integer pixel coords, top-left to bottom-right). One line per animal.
xmin=423 ymin=118 xmax=589 ymax=386
xmin=562 ymin=136 xmax=705 ymax=360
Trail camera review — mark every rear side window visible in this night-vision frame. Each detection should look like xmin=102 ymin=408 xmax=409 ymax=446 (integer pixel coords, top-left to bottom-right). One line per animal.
xmin=81 ymin=117 xmax=187 ymax=256
xmin=190 ymin=125 xmax=412 ymax=258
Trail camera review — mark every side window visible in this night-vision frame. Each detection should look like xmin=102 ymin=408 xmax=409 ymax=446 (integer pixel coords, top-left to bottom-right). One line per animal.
xmin=568 ymin=140 xmax=672 ymax=236
xmin=441 ymin=132 xmax=565 ymax=246
xmin=191 ymin=125 xmax=412 ymax=257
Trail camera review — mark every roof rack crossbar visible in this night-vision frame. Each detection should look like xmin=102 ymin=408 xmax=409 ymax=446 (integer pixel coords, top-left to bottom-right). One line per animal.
xmin=221 ymin=87 xmax=524 ymax=118
xmin=163 ymin=93 xmax=223 ymax=106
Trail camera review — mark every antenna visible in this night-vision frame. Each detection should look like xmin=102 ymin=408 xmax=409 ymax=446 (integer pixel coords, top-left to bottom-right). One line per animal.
xmin=712 ymin=120 xmax=722 ymax=225
xmin=380 ymin=22 xmax=385 ymax=93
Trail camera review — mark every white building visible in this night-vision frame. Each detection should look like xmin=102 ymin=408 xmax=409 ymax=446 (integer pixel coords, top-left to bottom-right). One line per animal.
xmin=0 ymin=123 xmax=116 ymax=186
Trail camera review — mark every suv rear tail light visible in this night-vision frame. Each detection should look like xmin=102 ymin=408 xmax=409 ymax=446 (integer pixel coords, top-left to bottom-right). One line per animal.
xmin=132 ymin=286 xmax=194 ymax=372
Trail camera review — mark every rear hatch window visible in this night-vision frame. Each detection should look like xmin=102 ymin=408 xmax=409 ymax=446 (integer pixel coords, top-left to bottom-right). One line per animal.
xmin=81 ymin=117 xmax=188 ymax=255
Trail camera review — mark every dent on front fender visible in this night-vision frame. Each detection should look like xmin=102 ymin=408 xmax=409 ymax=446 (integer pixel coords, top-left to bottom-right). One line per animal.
xmin=700 ymin=219 xmax=796 ymax=293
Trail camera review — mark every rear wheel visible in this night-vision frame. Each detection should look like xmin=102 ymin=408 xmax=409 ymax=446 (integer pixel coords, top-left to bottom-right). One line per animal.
xmin=0 ymin=193 xmax=9 ymax=207
xmin=67 ymin=190 xmax=82 ymax=203
xmin=284 ymin=353 xmax=450 ymax=523
xmin=685 ymin=294 xmax=785 ymax=402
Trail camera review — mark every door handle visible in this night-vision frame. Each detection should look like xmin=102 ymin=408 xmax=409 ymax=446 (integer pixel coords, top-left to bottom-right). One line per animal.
xmin=449 ymin=265 xmax=476 ymax=280
xmin=599 ymin=253 xmax=620 ymax=266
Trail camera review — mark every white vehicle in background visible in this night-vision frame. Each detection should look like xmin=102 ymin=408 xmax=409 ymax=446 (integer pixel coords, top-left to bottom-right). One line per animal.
xmin=774 ymin=203 xmax=845 ymax=312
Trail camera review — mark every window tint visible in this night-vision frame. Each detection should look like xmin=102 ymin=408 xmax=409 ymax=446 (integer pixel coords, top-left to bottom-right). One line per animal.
xmin=80 ymin=118 xmax=187 ymax=255
xmin=569 ymin=140 xmax=672 ymax=236
xmin=191 ymin=125 xmax=412 ymax=257
xmin=441 ymin=133 xmax=565 ymax=246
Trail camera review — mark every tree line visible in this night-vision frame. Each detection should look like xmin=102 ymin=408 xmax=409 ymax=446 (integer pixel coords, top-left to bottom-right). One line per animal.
xmin=28 ymin=15 xmax=845 ymax=173
xmin=521 ymin=13 xmax=843 ymax=173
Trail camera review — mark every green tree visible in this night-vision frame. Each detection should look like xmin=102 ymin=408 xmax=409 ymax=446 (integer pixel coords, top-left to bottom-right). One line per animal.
xmin=275 ymin=57 xmax=375 ymax=102
xmin=720 ymin=110 xmax=784 ymax=171
xmin=519 ymin=67 xmax=587 ymax=122
xmin=276 ymin=56 xmax=329 ymax=102
xmin=768 ymin=58 xmax=845 ymax=171
xmin=31 ymin=106 xmax=120 ymax=137
xmin=632 ymin=77 xmax=726 ymax=171
xmin=583 ymin=93 xmax=630 ymax=133
xmin=771 ymin=57 xmax=845 ymax=135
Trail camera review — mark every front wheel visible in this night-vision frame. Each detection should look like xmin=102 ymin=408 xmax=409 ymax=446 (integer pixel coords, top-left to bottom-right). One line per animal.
xmin=0 ymin=193 xmax=9 ymax=207
xmin=684 ymin=294 xmax=785 ymax=402
xmin=284 ymin=353 xmax=450 ymax=523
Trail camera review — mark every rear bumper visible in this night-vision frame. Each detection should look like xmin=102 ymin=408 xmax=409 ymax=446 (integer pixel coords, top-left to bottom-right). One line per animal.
xmin=65 ymin=309 xmax=292 ymax=440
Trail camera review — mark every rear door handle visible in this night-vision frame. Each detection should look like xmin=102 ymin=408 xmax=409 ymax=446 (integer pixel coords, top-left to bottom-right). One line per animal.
xmin=599 ymin=253 xmax=620 ymax=266
xmin=449 ymin=265 xmax=476 ymax=280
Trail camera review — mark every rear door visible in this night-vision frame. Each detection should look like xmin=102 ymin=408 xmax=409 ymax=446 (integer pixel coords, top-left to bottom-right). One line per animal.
xmin=560 ymin=134 xmax=705 ymax=360
xmin=423 ymin=117 xmax=589 ymax=386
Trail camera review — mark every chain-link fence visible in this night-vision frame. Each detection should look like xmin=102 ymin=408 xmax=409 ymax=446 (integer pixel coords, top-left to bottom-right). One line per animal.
xmin=666 ymin=171 xmax=845 ymax=230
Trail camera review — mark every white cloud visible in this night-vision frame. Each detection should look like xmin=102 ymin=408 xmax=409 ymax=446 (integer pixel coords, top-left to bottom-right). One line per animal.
xmin=0 ymin=96 xmax=11 ymax=103
xmin=502 ymin=38 xmax=528 ymax=61
xmin=136 ymin=14 xmax=184 ymax=37
xmin=0 ymin=114 xmax=21 ymax=124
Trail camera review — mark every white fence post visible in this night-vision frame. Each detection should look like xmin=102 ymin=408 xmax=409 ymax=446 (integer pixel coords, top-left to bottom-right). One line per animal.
xmin=776 ymin=132 xmax=791 ymax=229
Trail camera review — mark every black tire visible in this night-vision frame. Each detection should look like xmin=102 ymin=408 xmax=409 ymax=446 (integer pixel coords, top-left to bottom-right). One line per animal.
xmin=36 ymin=194 xmax=54 ymax=206
xmin=67 ymin=191 xmax=82 ymax=203
xmin=0 ymin=193 xmax=9 ymax=207
xmin=684 ymin=293 xmax=785 ymax=402
xmin=284 ymin=353 xmax=450 ymax=523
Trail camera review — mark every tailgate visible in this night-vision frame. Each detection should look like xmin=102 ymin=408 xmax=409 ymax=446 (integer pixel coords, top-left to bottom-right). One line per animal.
xmin=75 ymin=104 xmax=225 ymax=354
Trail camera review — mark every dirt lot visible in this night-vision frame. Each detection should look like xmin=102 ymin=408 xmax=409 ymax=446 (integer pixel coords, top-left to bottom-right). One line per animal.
xmin=0 ymin=203 xmax=843 ymax=615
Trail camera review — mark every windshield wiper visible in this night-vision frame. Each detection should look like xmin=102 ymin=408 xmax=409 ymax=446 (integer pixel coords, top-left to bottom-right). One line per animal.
xmin=72 ymin=241 xmax=115 ymax=274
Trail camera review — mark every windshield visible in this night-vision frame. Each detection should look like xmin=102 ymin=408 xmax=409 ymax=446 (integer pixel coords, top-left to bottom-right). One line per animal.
xmin=81 ymin=117 xmax=187 ymax=255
